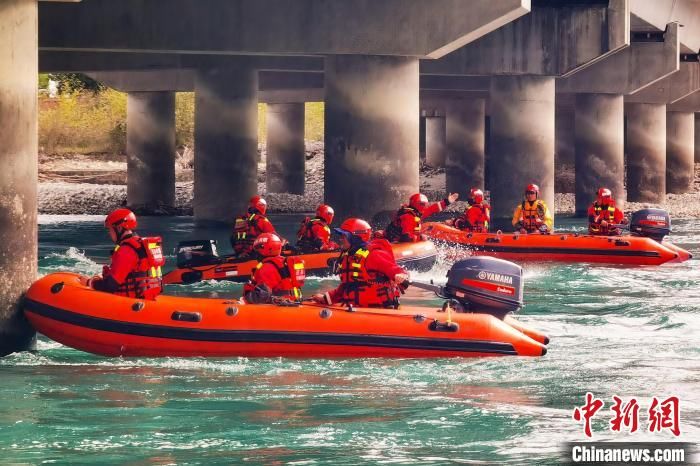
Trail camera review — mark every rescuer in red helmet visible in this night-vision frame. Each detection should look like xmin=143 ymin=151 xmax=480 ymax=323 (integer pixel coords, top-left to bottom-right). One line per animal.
xmin=295 ymin=204 xmax=339 ymax=252
xmin=230 ymin=195 xmax=278 ymax=257
xmin=312 ymin=218 xmax=409 ymax=309
xmin=588 ymin=188 xmax=626 ymax=235
xmin=450 ymin=188 xmax=491 ymax=232
xmin=89 ymin=208 xmax=165 ymax=300
xmin=512 ymin=184 xmax=553 ymax=234
xmin=385 ymin=191 xmax=459 ymax=242
xmin=242 ymin=233 xmax=306 ymax=304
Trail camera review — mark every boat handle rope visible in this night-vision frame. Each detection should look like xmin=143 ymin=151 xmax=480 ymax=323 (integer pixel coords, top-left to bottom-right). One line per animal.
xmin=302 ymin=299 xmax=442 ymax=324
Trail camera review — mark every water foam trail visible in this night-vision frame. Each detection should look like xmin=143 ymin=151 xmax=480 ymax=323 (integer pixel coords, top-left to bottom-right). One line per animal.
xmin=40 ymin=246 xmax=102 ymax=276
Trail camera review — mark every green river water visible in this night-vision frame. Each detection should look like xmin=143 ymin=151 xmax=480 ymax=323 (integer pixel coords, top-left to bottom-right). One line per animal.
xmin=1 ymin=215 xmax=698 ymax=465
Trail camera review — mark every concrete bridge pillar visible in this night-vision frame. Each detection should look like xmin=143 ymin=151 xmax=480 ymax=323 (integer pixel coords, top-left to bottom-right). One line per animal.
xmin=126 ymin=91 xmax=176 ymax=212
xmin=0 ymin=0 xmax=37 ymax=356
xmin=324 ymin=55 xmax=419 ymax=222
xmin=425 ymin=116 xmax=446 ymax=168
xmin=695 ymin=113 xmax=700 ymax=163
xmin=666 ymin=111 xmax=695 ymax=194
xmin=625 ymin=103 xmax=666 ymax=203
xmin=266 ymin=102 xmax=305 ymax=195
xmin=419 ymin=115 xmax=426 ymax=162
xmin=574 ymin=94 xmax=625 ymax=215
xmin=194 ymin=65 xmax=258 ymax=223
xmin=446 ymin=99 xmax=486 ymax=198
xmin=489 ymin=76 xmax=555 ymax=229
xmin=555 ymin=99 xmax=575 ymax=168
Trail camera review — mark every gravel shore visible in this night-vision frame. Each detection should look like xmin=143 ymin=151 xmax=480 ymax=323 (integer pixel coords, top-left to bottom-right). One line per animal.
xmin=39 ymin=144 xmax=700 ymax=218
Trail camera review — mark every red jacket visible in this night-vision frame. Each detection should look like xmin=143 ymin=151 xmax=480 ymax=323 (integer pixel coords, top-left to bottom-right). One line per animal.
xmin=96 ymin=235 xmax=163 ymax=300
xmin=588 ymin=202 xmax=625 ymax=235
xmin=296 ymin=217 xmax=339 ymax=252
xmin=243 ymin=256 xmax=304 ymax=303
xmin=386 ymin=199 xmax=447 ymax=242
xmin=104 ymin=240 xmax=139 ymax=285
xmin=454 ymin=203 xmax=491 ymax=232
xmin=231 ymin=212 xmax=276 ymax=256
xmin=322 ymin=239 xmax=406 ymax=308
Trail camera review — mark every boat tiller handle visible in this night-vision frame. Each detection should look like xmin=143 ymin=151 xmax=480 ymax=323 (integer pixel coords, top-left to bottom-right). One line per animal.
xmin=407 ymin=280 xmax=444 ymax=297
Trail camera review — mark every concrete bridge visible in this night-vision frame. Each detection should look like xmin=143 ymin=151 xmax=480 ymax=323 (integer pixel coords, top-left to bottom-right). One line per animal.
xmin=2 ymin=0 xmax=700 ymax=355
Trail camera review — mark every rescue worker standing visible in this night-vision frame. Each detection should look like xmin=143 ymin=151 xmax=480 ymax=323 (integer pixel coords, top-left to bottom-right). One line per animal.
xmin=512 ymin=184 xmax=553 ymax=234
xmin=588 ymin=188 xmax=626 ymax=236
xmin=89 ymin=208 xmax=165 ymax=300
xmin=312 ymin=218 xmax=409 ymax=308
xmin=242 ymin=233 xmax=306 ymax=304
xmin=450 ymin=188 xmax=490 ymax=232
xmin=231 ymin=195 xmax=277 ymax=257
xmin=385 ymin=192 xmax=459 ymax=242
xmin=296 ymin=204 xmax=339 ymax=252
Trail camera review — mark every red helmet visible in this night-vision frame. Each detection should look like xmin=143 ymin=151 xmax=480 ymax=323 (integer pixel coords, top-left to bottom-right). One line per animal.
xmin=249 ymin=195 xmax=267 ymax=215
xmin=470 ymin=188 xmax=484 ymax=204
xmin=525 ymin=184 xmax=540 ymax=198
xmin=252 ymin=232 xmax=283 ymax=257
xmin=337 ymin=218 xmax=372 ymax=242
xmin=409 ymin=193 xmax=429 ymax=212
xmin=597 ymin=187 xmax=612 ymax=202
xmin=105 ymin=208 xmax=137 ymax=230
xmin=316 ymin=204 xmax=334 ymax=224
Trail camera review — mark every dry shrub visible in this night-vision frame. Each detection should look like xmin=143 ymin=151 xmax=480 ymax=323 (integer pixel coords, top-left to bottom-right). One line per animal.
xmin=39 ymin=89 xmax=127 ymax=155
xmin=258 ymin=103 xmax=267 ymax=142
xmin=176 ymin=145 xmax=194 ymax=169
xmin=175 ymin=92 xmax=195 ymax=148
xmin=305 ymin=102 xmax=324 ymax=141
xmin=38 ymin=90 xmax=325 ymax=158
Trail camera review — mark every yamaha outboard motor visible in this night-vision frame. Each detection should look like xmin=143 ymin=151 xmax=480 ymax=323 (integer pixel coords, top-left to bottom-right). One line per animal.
xmin=176 ymin=240 xmax=219 ymax=268
xmin=443 ymin=257 xmax=523 ymax=318
xmin=630 ymin=208 xmax=671 ymax=242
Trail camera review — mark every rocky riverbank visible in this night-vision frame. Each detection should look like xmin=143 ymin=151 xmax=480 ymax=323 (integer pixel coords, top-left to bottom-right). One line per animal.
xmin=39 ymin=144 xmax=700 ymax=218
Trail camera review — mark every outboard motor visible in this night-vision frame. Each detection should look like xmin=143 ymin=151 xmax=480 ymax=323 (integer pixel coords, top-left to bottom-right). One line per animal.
xmin=443 ymin=257 xmax=523 ymax=318
xmin=176 ymin=240 xmax=219 ymax=268
xmin=630 ymin=208 xmax=671 ymax=242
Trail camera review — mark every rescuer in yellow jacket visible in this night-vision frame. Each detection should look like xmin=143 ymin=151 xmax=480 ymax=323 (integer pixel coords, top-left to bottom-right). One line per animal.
xmin=512 ymin=184 xmax=553 ymax=234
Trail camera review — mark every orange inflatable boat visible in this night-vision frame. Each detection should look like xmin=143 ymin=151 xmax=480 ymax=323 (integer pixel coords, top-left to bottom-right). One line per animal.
xmin=24 ymin=259 xmax=548 ymax=358
xmin=422 ymin=220 xmax=692 ymax=266
xmin=164 ymin=240 xmax=437 ymax=285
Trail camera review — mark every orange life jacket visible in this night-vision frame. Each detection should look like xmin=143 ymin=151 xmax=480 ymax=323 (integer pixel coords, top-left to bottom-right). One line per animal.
xmin=335 ymin=240 xmax=401 ymax=308
xmin=112 ymin=236 xmax=164 ymax=300
xmin=231 ymin=213 xmax=266 ymax=255
xmin=296 ymin=217 xmax=330 ymax=251
xmin=253 ymin=256 xmax=306 ymax=301
xmin=592 ymin=203 xmax=617 ymax=219
xmin=589 ymin=202 xmax=619 ymax=235
xmin=385 ymin=206 xmax=421 ymax=242
xmin=520 ymin=200 xmax=547 ymax=232
xmin=456 ymin=203 xmax=490 ymax=232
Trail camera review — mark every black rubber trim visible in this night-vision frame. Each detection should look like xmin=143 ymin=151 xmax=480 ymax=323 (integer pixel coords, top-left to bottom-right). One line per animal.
xmin=24 ymin=298 xmax=517 ymax=355
xmin=464 ymin=245 xmax=661 ymax=258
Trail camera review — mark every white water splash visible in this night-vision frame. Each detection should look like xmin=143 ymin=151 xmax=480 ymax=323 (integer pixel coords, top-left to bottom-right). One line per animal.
xmin=40 ymin=246 xmax=102 ymax=276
